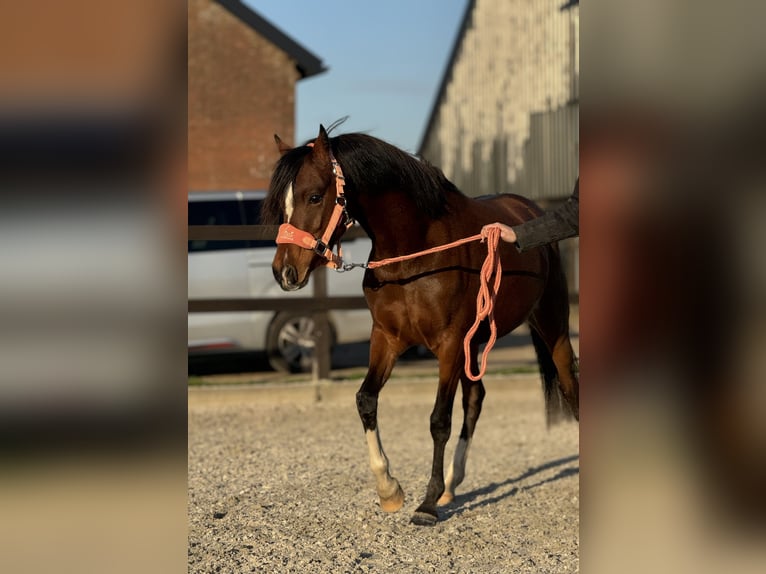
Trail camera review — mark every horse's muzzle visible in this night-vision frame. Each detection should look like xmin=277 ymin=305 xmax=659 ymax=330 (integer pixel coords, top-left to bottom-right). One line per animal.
xmin=274 ymin=263 xmax=307 ymax=292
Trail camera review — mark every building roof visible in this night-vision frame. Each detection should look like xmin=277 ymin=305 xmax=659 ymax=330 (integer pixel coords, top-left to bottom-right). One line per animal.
xmin=215 ymin=0 xmax=326 ymax=78
xmin=417 ymin=0 xmax=476 ymax=155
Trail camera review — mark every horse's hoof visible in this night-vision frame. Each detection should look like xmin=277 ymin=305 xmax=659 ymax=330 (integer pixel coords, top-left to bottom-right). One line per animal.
xmin=379 ymin=484 xmax=405 ymax=513
xmin=410 ymin=510 xmax=438 ymax=527
xmin=437 ymin=491 xmax=454 ymax=506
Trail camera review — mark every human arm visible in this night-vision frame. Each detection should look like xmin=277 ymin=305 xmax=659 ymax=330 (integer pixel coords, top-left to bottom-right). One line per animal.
xmin=483 ymin=179 xmax=579 ymax=252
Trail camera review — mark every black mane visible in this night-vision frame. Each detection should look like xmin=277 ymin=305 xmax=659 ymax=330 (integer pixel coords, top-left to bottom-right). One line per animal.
xmin=262 ymin=133 xmax=459 ymax=225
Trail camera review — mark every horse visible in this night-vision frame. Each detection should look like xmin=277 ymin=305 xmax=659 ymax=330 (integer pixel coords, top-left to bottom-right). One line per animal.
xmin=262 ymin=125 xmax=579 ymax=526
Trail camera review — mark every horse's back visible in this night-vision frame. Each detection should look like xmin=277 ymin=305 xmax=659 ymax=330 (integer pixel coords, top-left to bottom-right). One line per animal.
xmin=473 ymin=193 xmax=545 ymax=226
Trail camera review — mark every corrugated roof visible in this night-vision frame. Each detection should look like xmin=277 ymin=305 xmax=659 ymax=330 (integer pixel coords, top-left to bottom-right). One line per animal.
xmin=215 ymin=0 xmax=327 ymax=78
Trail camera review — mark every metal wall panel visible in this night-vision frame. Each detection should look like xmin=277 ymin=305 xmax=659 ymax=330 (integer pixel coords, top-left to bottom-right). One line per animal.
xmin=420 ymin=0 xmax=579 ymax=201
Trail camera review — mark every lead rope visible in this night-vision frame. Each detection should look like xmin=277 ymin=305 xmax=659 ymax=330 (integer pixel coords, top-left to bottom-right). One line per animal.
xmin=461 ymin=225 xmax=502 ymax=381
xmin=365 ymin=224 xmax=503 ymax=381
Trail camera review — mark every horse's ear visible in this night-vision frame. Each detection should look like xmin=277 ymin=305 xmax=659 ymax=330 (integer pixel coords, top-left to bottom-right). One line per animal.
xmin=274 ymin=134 xmax=291 ymax=155
xmin=311 ymin=124 xmax=331 ymax=163
xmin=317 ymin=124 xmax=330 ymax=144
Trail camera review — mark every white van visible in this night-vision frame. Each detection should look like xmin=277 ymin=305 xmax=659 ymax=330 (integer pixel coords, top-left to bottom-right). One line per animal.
xmin=188 ymin=191 xmax=372 ymax=372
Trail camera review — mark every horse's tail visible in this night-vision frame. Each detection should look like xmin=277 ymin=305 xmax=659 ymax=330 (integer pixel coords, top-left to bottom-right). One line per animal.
xmin=530 ymin=328 xmax=570 ymax=426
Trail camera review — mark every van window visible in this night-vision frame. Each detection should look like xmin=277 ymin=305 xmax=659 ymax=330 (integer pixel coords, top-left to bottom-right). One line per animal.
xmin=188 ymin=200 xmax=248 ymax=253
xmin=188 ymin=197 xmax=275 ymax=253
xmin=241 ymin=199 xmax=274 ymax=249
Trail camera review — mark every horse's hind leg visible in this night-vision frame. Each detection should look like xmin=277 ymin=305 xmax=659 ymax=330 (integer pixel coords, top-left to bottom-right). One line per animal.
xmin=356 ymin=327 xmax=408 ymax=513
xmin=530 ymin=327 xmax=579 ymax=422
xmin=528 ymin=259 xmax=579 ymax=422
xmin=551 ymin=334 xmax=579 ymax=421
xmin=438 ymin=349 xmax=486 ymax=506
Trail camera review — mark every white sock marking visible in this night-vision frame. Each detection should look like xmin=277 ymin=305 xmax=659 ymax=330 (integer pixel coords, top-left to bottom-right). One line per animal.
xmin=366 ymin=429 xmax=389 ymax=475
xmin=365 ymin=429 xmax=399 ymax=498
xmin=445 ymin=437 xmax=472 ymax=492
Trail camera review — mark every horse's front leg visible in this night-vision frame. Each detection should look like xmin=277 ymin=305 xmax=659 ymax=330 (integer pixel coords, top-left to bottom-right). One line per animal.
xmin=356 ymin=327 xmax=407 ymax=512
xmin=411 ymin=340 xmax=463 ymax=526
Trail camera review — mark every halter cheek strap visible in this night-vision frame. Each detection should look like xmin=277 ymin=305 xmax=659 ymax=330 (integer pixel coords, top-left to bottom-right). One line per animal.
xmin=275 ymin=147 xmax=354 ymax=270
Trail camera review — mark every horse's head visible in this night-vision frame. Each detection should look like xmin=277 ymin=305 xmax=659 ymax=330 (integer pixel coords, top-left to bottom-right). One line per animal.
xmin=267 ymin=125 xmax=351 ymax=291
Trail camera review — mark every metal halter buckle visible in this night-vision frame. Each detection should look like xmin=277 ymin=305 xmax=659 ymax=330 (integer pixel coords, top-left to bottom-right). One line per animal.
xmin=313 ymin=239 xmax=329 ymax=256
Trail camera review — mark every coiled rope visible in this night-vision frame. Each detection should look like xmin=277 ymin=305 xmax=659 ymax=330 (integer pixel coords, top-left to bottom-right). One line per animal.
xmin=366 ymin=224 xmax=503 ymax=381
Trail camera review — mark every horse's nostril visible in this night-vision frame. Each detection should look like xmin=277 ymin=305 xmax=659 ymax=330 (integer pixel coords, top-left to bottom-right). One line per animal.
xmin=283 ymin=264 xmax=299 ymax=286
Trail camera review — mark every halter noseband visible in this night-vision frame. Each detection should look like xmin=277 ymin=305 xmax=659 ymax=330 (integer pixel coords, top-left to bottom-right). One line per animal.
xmin=275 ymin=145 xmax=354 ymax=270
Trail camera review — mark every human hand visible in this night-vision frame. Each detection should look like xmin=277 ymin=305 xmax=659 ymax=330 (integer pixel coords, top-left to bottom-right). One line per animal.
xmin=482 ymin=222 xmax=516 ymax=244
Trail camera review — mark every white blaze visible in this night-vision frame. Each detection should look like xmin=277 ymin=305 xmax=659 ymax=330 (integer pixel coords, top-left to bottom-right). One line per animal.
xmin=284 ymin=182 xmax=294 ymax=223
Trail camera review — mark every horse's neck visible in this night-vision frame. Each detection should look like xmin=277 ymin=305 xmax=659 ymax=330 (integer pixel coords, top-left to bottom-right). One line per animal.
xmin=353 ymin=190 xmax=434 ymax=258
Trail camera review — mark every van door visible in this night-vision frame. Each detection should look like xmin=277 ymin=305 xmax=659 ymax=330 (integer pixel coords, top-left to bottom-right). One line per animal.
xmin=188 ymin=197 xmax=257 ymax=351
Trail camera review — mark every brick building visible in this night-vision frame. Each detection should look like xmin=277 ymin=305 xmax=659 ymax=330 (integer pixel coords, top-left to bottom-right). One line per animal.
xmin=188 ymin=0 xmax=325 ymax=191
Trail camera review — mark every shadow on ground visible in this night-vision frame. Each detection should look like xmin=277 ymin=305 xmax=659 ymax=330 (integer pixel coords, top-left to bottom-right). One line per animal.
xmin=440 ymin=453 xmax=580 ymax=521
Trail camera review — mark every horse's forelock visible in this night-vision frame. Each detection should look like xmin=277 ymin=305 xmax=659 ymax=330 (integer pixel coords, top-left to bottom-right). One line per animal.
xmin=262 ymin=146 xmax=312 ymax=225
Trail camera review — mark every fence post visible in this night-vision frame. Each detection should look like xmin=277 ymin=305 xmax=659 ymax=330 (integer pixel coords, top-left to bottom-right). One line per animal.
xmin=311 ymin=266 xmax=332 ymax=399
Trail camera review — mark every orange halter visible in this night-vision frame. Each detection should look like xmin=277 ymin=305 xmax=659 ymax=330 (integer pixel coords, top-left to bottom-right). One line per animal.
xmin=275 ymin=146 xmax=354 ymax=270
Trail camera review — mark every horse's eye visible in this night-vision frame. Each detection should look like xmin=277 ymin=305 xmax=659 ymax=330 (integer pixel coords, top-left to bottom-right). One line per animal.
xmin=308 ymin=194 xmax=323 ymax=205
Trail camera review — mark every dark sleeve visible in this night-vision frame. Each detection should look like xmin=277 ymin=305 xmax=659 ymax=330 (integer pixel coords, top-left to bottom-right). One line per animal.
xmin=512 ymin=178 xmax=579 ymax=252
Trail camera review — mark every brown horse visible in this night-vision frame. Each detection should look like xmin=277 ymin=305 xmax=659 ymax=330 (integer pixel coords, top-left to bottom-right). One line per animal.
xmin=263 ymin=125 xmax=578 ymax=526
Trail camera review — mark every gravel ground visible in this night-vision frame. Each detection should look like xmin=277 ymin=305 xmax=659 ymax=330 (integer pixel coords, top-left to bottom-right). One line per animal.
xmin=188 ymin=375 xmax=579 ymax=573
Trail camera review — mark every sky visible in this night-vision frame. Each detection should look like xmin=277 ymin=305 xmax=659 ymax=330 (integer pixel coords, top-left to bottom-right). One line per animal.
xmin=245 ymin=0 xmax=468 ymax=154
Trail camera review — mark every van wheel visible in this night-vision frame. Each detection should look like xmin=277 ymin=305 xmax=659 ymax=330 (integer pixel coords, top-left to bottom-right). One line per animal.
xmin=266 ymin=312 xmax=336 ymax=374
